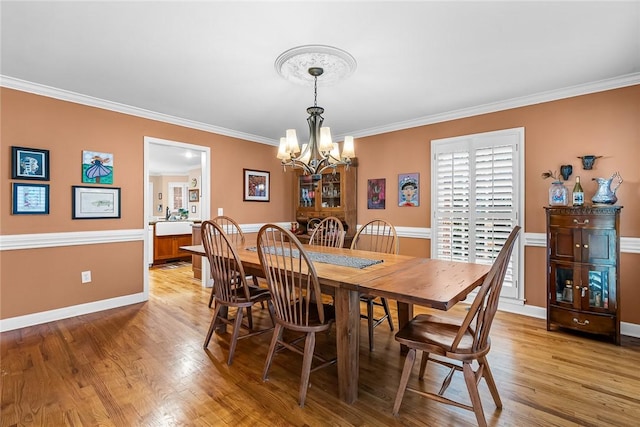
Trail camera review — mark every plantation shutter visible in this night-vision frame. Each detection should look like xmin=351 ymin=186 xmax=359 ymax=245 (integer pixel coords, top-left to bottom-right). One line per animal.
xmin=432 ymin=128 xmax=522 ymax=299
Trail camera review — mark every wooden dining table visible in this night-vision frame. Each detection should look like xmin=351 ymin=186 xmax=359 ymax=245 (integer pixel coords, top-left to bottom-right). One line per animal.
xmin=181 ymin=238 xmax=490 ymax=404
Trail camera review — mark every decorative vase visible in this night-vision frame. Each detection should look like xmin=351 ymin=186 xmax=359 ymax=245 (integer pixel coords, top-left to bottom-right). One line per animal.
xmin=592 ymin=172 xmax=623 ymax=205
xmin=549 ymin=181 xmax=569 ymax=206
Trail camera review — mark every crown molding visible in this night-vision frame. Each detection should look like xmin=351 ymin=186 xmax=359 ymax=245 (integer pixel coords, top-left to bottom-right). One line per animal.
xmin=347 ymin=73 xmax=640 ymax=139
xmin=3 ymin=73 xmax=639 ymax=144
xmin=0 ymin=75 xmax=275 ymax=146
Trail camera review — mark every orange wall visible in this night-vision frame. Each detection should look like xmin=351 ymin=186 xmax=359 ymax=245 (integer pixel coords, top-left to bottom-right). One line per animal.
xmin=0 ymin=88 xmax=293 ymax=319
xmin=2 ymin=85 xmax=639 ymax=325
xmin=353 ymin=85 xmax=640 ymax=323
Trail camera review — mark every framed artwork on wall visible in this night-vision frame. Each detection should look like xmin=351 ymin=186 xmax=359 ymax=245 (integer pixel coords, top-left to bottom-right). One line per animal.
xmin=12 ymin=183 xmax=50 ymax=214
xmin=398 ymin=173 xmax=419 ymax=207
xmin=243 ymin=169 xmax=270 ymax=202
xmin=72 ymin=186 xmax=121 ymax=219
xmin=82 ymin=150 xmax=113 ymax=184
xmin=11 ymin=146 xmax=50 ymax=181
xmin=367 ymin=178 xmax=386 ymax=209
xmin=189 ymin=189 xmax=199 ymax=202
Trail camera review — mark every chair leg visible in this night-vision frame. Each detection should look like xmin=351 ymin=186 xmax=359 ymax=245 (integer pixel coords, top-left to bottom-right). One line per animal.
xmin=227 ymin=307 xmax=244 ymax=365
xmin=462 ymin=362 xmax=487 ymax=427
xmin=246 ymin=306 xmax=254 ymax=330
xmin=204 ymin=304 xmax=223 ymax=348
xmin=393 ymin=348 xmax=416 ymax=416
xmin=207 ymin=286 xmax=215 ymax=308
xmin=263 ymin=324 xmax=282 ymax=381
xmin=298 ymin=332 xmax=316 ymax=408
xmin=367 ymin=299 xmax=375 ymax=351
xmin=381 ymin=298 xmax=394 ymax=330
xmin=480 ymin=356 xmax=502 ymax=408
xmin=418 ymin=351 xmax=430 ymax=379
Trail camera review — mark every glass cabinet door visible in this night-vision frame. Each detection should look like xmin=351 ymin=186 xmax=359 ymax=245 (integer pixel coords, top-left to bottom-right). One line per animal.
xmin=551 ymin=263 xmax=575 ymax=306
xmin=321 ymin=172 xmax=341 ymax=208
xmin=581 ymin=266 xmax=614 ymax=311
xmin=299 ymin=175 xmax=316 ymax=208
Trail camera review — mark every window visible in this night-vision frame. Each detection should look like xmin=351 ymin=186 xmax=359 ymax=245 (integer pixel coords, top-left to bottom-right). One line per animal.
xmin=431 ymin=128 xmax=524 ymax=300
xmin=168 ymin=182 xmax=188 ymax=212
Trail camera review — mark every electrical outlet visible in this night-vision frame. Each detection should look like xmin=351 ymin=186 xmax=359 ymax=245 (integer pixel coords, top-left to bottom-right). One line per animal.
xmin=217 ymin=207 xmax=223 ymax=216
xmin=81 ymin=271 xmax=92 ymax=283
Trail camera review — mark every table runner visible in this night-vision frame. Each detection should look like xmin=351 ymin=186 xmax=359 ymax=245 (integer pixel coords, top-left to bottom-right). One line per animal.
xmin=246 ymin=246 xmax=383 ymax=269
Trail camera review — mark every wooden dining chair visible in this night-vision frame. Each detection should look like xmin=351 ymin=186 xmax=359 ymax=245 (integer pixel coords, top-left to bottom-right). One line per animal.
xmin=308 ymin=216 xmax=345 ymax=248
xmin=207 ymin=215 xmax=262 ymax=309
xmin=392 ymin=226 xmax=521 ymax=426
xmin=350 ymin=219 xmax=399 ymax=351
xmin=201 ymin=220 xmax=274 ymax=365
xmin=257 ymin=224 xmax=337 ymax=407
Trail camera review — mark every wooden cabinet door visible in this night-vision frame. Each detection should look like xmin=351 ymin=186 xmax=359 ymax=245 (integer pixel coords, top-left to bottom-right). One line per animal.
xmin=549 ymin=227 xmax=576 ymax=261
xmin=582 ymin=229 xmax=617 ymax=265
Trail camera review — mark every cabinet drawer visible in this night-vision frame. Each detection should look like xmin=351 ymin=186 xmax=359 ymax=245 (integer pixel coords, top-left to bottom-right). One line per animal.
xmin=549 ymin=307 xmax=615 ymax=335
xmin=549 ymin=214 xmax=614 ymax=229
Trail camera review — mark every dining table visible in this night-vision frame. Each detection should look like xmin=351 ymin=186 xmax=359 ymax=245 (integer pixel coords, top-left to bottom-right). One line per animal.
xmin=181 ymin=236 xmax=490 ymax=404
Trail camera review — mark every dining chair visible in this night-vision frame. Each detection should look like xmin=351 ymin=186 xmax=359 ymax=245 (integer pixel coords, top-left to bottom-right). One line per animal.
xmin=207 ymin=215 xmax=263 ymax=309
xmin=350 ymin=219 xmax=399 ymax=351
xmin=308 ymin=216 xmax=345 ymax=248
xmin=201 ymin=220 xmax=274 ymax=365
xmin=257 ymin=224 xmax=337 ymax=407
xmin=392 ymin=226 xmax=521 ymax=427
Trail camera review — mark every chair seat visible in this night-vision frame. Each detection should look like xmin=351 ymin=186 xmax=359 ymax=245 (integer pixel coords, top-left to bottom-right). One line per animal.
xmin=278 ymin=301 xmax=335 ymax=332
xmin=394 ymin=314 xmax=482 ymax=356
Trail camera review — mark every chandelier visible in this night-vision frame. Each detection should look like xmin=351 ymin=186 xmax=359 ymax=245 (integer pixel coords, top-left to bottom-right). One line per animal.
xmin=275 ymin=46 xmax=356 ymax=176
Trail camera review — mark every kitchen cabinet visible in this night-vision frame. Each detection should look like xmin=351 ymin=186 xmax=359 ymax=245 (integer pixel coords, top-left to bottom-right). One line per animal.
xmin=294 ymin=165 xmax=356 ymax=247
xmin=545 ymin=205 xmax=622 ymax=344
xmin=153 ymin=228 xmax=193 ymax=264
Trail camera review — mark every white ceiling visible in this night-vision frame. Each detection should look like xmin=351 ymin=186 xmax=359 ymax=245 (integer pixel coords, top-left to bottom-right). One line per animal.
xmin=2 ymin=1 xmax=639 ymax=173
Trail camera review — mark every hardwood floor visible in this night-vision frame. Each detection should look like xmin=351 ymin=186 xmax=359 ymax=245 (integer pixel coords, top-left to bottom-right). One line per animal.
xmin=2 ymin=263 xmax=640 ymax=426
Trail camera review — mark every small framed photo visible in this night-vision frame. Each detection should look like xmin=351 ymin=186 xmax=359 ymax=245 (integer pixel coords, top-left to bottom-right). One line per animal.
xmin=72 ymin=186 xmax=121 ymax=219
xmin=367 ymin=178 xmax=386 ymax=209
xmin=189 ymin=189 xmax=199 ymax=202
xmin=12 ymin=183 xmax=50 ymax=214
xmin=243 ymin=169 xmax=270 ymax=202
xmin=11 ymin=146 xmax=50 ymax=181
xmin=398 ymin=173 xmax=419 ymax=207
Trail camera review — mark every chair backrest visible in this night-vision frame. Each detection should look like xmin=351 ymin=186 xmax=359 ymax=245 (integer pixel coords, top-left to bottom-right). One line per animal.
xmin=350 ymin=219 xmax=399 ymax=255
xmin=201 ymin=220 xmax=251 ymax=304
xmin=451 ymin=226 xmax=521 ymax=353
xmin=257 ymin=224 xmax=327 ymax=327
xmin=308 ymin=216 xmax=345 ymax=248
xmin=212 ymin=215 xmax=245 ymax=246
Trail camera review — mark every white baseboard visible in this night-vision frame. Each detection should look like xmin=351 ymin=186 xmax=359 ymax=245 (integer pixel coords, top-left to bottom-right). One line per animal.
xmin=0 ymin=293 xmax=148 ymax=333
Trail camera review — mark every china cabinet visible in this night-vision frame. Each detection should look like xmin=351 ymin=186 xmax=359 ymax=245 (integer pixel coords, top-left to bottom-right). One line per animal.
xmin=294 ymin=165 xmax=356 ymax=247
xmin=545 ymin=205 xmax=622 ymax=344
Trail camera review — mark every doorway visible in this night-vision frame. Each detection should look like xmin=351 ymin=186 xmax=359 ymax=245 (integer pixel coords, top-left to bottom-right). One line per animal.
xmin=143 ymin=136 xmax=211 ymax=297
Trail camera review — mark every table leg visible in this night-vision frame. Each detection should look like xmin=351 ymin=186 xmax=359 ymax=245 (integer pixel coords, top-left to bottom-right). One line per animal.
xmin=334 ymin=287 xmax=359 ymax=403
xmin=396 ymin=301 xmax=413 ymax=354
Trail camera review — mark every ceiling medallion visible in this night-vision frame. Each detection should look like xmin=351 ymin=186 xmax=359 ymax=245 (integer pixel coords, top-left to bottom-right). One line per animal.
xmin=275 ymin=45 xmax=357 ymax=86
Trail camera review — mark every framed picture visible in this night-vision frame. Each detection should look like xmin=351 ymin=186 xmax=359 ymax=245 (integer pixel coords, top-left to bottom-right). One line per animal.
xmin=72 ymin=186 xmax=121 ymax=219
xmin=367 ymin=178 xmax=386 ymax=209
xmin=12 ymin=183 xmax=50 ymax=214
xmin=82 ymin=150 xmax=113 ymax=184
xmin=243 ymin=169 xmax=270 ymax=202
xmin=11 ymin=146 xmax=50 ymax=181
xmin=189 ymin=189 xmax=199 ymax=202
xmin=398 ymin=173 xmax=420 ymax=207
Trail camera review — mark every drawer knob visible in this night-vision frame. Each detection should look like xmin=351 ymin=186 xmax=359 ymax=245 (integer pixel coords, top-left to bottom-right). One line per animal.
xmin=572 ymin=318 xmax=590 ymax=326
xmin=573 ymin=218 xmax=590 ymax=225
